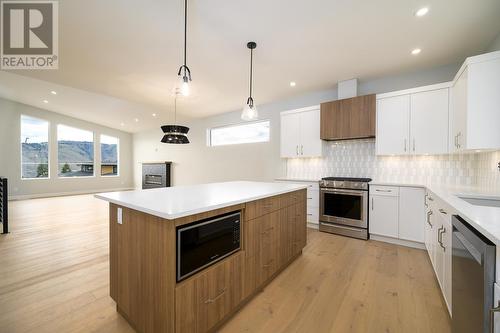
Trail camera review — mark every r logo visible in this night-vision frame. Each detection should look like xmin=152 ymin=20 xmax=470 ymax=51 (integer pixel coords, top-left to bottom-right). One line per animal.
xmin=1 ymin=1 xmax=58 ymax=69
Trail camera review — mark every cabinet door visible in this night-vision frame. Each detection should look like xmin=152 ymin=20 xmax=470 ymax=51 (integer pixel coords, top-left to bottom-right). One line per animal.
xmin=410 ymin=89 xmax=449 ymax=154
xmin=260 ymin=211 xmax=280 ymax=281
xmin=369 ymin=195 xmax=399 ymax=238
xmin=294 ymin=199 xmax=307 ymax=253
xmin=280 ymin=113 xmax=301 ymax=158
xmin=320 ymin=100 xmax=349 ymax=140
xmin=439 ymin=208 xmax=452 ymax=313
xmin=376 ymin=95 xmax=410 ymax=155
xmin=299 ymin=109 xmax=322 ymax=157
xmin=175 ymin=253 xmax=243 ymax=333
xmin=398 ymin=187 xmax=425 ymax=242
xmin=424 ymin=193 xmax=434 ymax=258
xmin=279 ymin=204 xmax=296 ymax=266
xmin=349 ymin=94 xmax=376 ymax=138
xmin=434 ymin=219 xmax=444 ymax=291
xmin=450 ymin=68 xmax=468 ymax=152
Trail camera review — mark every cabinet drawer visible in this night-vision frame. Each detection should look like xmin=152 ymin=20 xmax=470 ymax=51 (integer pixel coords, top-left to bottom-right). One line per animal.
xmin=306 ymin=206 xmax=319 ymax=223
xmin=175 ymin=253 xmax=243 ymax=333
xmin=246 ymin=195 xmax=280 ymax=220
xmin=370 ymin=185 xmax=399 ymax=197
xmin=306 ymin=189 xmax=319 ymax=207
xmin=305 ymin=182 xmax=319 ymax=191
xmin=279 ymin=190 xmax=304 ymax=209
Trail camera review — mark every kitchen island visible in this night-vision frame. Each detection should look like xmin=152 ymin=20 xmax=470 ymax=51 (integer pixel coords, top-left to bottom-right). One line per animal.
xmin=96 ymin=181 xmax=308 ymax=333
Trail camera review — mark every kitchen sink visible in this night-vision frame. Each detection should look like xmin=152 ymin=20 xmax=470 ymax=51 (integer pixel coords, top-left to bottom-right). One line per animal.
xmin=457 ymin=195 xmax=500 ymax=208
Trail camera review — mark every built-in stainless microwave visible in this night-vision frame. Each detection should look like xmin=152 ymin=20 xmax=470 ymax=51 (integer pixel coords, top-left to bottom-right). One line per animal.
xmin=176 ymin=211 xmax=241 ymax=281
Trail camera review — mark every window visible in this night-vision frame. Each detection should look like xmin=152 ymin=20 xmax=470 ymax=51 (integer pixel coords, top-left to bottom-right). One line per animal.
xmin=209 ymin=120 xmax=270 ymax=146
xmin=100 ymin=135 xmax=119 ymax=176
xmin=57 ymin=125 xmax=94 ymax=177
xmin=21 ymin=115 xmax=49 ymax=179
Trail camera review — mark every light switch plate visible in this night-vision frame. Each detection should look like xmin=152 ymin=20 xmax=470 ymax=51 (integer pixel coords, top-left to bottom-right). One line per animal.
xmin=117 ymin=207 xmax=123 ymax=224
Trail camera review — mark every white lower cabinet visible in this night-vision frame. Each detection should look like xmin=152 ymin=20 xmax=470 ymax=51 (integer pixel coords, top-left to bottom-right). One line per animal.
xmin=424 ymin=190 xmax=452 ymax=315
xmin=369 ymin=185 xmax=425 ymax=244
xmin=399 ymin=187 xmax=425 ymax=242
xmin=369 ymin=191 xmax=399 ymax=238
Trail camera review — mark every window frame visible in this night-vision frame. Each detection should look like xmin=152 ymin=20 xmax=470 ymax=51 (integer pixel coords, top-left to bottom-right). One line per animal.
xmin=56 ymin=124 xmax=96 ymax=179
xmin=100 ymin=134 xmax=120 ymax=177
xmin=20 ymin=114 xmax=50 ymax=181
xmin=208 ymin=119 xmax=271 ymax=147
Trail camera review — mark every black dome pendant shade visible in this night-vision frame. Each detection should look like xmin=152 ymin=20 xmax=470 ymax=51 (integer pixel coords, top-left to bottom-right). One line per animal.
xmin=161 ymin=125 xmax=190 ymax=144
xmin=161 ymin=92 xmax=190 ymax=144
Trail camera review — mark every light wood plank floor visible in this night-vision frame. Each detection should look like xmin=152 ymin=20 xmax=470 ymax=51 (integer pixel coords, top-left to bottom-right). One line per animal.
xmin=0 ymin=195 xmax=451 ymax=333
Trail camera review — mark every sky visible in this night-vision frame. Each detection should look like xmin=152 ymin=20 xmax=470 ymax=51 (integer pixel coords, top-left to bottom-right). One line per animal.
xmin=57 ymin=124 xmax=93 ymax=142
xmin=21 ymin=116 xmax=118 ymax=144
xmin=21 ymin=115 xmax=48 ymax=143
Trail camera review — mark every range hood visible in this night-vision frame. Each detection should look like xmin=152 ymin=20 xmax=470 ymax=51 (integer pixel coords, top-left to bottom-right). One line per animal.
xmin=320 ymin=78 xmax=376 ymax=141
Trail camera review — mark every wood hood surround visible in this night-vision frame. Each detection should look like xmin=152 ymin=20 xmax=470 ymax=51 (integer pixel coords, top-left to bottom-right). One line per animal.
xmin=320 ymin=94 xmax=376 ymax=140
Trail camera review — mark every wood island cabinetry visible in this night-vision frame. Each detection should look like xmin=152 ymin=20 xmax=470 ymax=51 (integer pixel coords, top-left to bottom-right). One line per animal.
xmin=108 ymin=188 xmax=307 ymax=333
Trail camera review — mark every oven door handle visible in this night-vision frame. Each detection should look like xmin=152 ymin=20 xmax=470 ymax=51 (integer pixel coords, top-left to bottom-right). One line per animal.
xmin=320 ymin=188 xmax=365 ymax=196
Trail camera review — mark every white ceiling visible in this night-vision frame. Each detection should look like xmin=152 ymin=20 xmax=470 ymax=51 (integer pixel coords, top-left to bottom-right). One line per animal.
xmin=1 ymin=0 xmax=500 ymax=133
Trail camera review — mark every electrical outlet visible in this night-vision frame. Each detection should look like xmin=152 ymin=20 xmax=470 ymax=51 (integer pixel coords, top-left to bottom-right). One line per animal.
xmin=117 ymin=207 xmax=123 ymax=224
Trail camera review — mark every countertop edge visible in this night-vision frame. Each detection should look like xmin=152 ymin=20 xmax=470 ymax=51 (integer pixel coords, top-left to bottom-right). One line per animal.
xmin=95 ymin=185 xmax=308 ymax=220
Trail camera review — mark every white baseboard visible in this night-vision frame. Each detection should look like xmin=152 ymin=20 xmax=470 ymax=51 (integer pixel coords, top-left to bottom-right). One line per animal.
xmin=307 ymin=222 xmax=319 ymax=230
xmin=369 ymin=234 xmax=425 ymax=250
xmin=8 ymin=187 xmax=134 ymax=201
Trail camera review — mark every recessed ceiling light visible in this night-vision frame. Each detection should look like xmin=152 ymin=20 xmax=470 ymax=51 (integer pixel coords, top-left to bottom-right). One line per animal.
xmin=415 ymin=7 xmax=429 ymax=17
xmin=120 ymin=122 xmax=125 ymax=126
xmin=43 ymin=100 xmax=48 ymax=103
xmin=152 ymin=113 xmax=157 ymax=117
xmin=411 ymin=48 xmax=421 ymax=55
xmin=50 ymin=90 xmax=57 ymax=95
xmin=290 ymin=81 xmax=296 ymax=87
xmin=134 ymin=118 xmax=139 ymax=122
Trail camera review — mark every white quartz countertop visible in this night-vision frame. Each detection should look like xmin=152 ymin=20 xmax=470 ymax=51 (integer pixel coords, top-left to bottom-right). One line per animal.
xmin=95 ymin=181 xmax=307 ymax=220
xmin=371 ymin=181 xmax=500 ymax=244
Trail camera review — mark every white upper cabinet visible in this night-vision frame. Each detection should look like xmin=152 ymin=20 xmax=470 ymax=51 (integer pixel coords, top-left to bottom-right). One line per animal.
xmin=280 ymin=107 xmax=322 ymax=158
xmin=376 ymin=83 xmax=450 ymax=156
xmin=450 ymin=51 xmax=500 ymax=151
xmin=280 ymin=112 xmax=301 ymax=157
xmin=410 ymin=89 xmax=449 ymax=155
xmin=376 ymin=95 xmax=410 ymax=155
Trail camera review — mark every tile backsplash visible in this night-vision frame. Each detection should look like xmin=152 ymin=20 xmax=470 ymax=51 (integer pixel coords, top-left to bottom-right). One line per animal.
xmin=286 ymin=139 xmax=500 ymax=189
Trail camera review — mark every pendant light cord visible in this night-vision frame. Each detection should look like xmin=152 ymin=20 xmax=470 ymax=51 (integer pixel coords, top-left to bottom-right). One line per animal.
xmin=183 ymin=0 xmax=187 ymax=67
xmin=177 ymin=0 xmax=191 ymax=81
xmin=249 ymin=48 xmax=253 ymax=99
xmin=247 ymin=47 xmax=253 ymax=107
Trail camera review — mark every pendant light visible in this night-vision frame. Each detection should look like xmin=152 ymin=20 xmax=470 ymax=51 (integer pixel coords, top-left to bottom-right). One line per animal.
xmin=177 ymin=0 xmax=191 ymax=96
xmin=161 ymin=89 xmax=190 ymax=144
xmin=241 ymin=41 xmax=258 ymax=121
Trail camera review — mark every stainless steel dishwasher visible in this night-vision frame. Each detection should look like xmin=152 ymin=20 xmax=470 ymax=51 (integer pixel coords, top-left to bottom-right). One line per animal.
xmin=452 ymin=215 xmax=496 ymax=333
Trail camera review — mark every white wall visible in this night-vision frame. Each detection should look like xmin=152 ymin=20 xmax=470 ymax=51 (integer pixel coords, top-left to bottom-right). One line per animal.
xmin=133 ymin=63 xmax=460 ymax=188
xmin=0 ymin=98 xmax=134 ymax=198
xmin=487 ymin=31 xmax=500 ymax=52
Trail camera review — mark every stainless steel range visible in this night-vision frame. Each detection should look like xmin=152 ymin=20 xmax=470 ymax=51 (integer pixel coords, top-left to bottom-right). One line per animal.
xmin=319 ymin=177 xmax=371 ymax=240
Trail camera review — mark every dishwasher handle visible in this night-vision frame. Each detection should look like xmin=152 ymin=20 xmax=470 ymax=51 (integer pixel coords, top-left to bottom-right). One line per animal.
xmin=453 ymin=226 xmax=483 ymax=265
